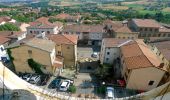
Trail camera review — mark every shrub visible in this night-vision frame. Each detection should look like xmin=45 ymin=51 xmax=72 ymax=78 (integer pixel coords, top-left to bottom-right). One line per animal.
xmin=97 ymin=86 xmax=106 ymax=94
xmin=68 ymin=85 xmax=76 ymax=93
xmin=0 ymin=23 xmax=20 ymax=31
xmin=27 ymin=58 xmax=44 ymax=74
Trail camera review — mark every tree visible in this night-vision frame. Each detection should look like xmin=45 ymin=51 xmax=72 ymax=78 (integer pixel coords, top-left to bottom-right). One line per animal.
xmin=27 ymin=59 xmax=44 ymax=74
xmin=0 ymin=23 xmax=20 ymax=31
xmin=155 ymin=12 xmax=164 ymax=22
xmin=48 ymin=17 xmax=57 ymax=23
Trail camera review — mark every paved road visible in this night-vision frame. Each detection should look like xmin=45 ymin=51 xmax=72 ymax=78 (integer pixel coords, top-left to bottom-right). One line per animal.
xmin=77 ymin=46 xmax=100 ymax=60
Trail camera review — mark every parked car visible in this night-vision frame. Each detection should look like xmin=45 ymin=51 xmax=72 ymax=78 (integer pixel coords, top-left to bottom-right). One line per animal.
xmin=29 ymin=75 xmax=41 ymax=84
xmin=48 ymin=79 xmax=62 ymax=89
xmin=91 ymin=52 xmax=98 ymax=58
xmin=59 ymin=80 xmax=71 ymax=91
xmin=37 ymin=75 xmax=50 ymax=86
xmin=22 ymin=74 xmax=32 ymax=82
xmin=106 ymin=87 xmax=115 ymax=99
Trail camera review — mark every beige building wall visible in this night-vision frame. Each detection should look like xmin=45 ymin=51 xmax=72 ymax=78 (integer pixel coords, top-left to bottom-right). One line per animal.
xmin=62 ymin=44 xmax=76 ymax=68
xmin=11 ymin=45 xmax=53 ymax=74
xmin=55 ymin=43 xmax=77 ymax=68
xmin=126 ymin=67 xmax=165 ymax=91
xmin=115 ymin=32 xmax=138 ymax=39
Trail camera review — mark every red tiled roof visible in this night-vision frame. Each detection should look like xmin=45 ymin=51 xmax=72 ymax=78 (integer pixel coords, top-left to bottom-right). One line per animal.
xmin=103 ymin=38 xmax=130 ymax=47
xmin=0 ymin=31 xmax=24 ymax=38
xmin=152 ymin=41 xmax=170 ymax=61
xmin=0 ymin=36 xmax=10 ymax=45
xmin=47 ymin=34 xmax=78 ymax=45
xmin=29 ymin=17 xmax=63 ymax=28
xmin=0 ymin=16 xmax=11 ymax=23
xmin=121 ymin=40 xmax=163 ymax=70
xmin=132 ymin=19 xmax=161 ymax=28
xmin=115 ymin=26 xmax=132 ymax=33
xmin=63 ymin=24 xmax=104 ymax=33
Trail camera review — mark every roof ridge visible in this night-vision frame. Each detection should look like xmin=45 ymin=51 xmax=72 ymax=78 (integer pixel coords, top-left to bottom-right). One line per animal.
xmin=136 ymin=41 xmax=154 ymax=67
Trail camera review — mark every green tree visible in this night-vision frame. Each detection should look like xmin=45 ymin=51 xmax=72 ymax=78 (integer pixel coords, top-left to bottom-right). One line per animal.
xmin=27 ymin=59 xmax=44 ymax=74
xmin=0 ymin=23 xmax=20 ymax=31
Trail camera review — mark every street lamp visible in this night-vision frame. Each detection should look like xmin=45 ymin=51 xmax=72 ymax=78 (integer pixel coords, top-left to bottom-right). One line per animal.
xmin=102 ymin=81 xmax=105 ymax=85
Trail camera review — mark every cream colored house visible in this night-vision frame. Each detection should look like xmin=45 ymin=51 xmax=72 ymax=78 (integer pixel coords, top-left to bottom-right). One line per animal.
xmin=100 ymin=38 xmax=132 ymax=65
xmin=114 ymin=26 xmax=138 ymax=39
xmin=120 ymin=40 xmax=168 ymax=91
xmin=48 ymin=34 xmax=78 ymax=68
xmin=10 ymin=38 xmax=62 ymax=74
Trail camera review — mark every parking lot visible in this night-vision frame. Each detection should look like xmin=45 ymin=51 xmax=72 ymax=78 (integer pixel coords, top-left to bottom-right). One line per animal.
xmin=77 ymin=46 xmax=101 ymax=60
xmin=18 ymin=73 xmax=50 ymax=86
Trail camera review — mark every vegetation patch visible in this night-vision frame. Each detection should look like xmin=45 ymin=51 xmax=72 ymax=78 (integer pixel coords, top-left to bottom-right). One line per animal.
xmin=27 ymin=58 xmax=44 ymax=75
xmin=68 ymin=85 xmax=76 ymax=93
xmin=0 ymin=23 xmax=20 ymax=31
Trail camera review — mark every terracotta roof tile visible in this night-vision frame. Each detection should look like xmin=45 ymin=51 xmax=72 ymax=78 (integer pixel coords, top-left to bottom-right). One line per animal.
xmin=121 ymin=40 xmax=163 ymax=70
xmin=24 ymin=38 xmax=55 ymax=52
xmin=0 ymin=36 xmax=10 ymax=45
xmin=62 ymin=24 xmax=104 ymax=33
xmin=47 ymin=34 xmax=78 ymax=45
xmin=132 ymin=19 xmax=161 ymax=28
xmin=114 ymin=26 xmax=132 ymax=33
xmin=103 ymin=38 xmax=130 ymax=47
xmin=0 ymin=16 xmax=11 ymax=23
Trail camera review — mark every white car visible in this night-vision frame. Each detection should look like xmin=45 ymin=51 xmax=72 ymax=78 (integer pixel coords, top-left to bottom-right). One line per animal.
xmin=91 ymin=52 xmax=98 ymax=58
xmin=22 ymin=74 xmax=32 ymax=82
xmin=106 ymin=87 xmax=115 ymax=99
xmin=59 ymin=80 xmax=71 ymax=91
xmin=29 ymin=75 xmax=40 ymax=84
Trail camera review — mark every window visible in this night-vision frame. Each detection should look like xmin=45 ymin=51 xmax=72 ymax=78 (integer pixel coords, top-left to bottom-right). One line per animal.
xmin=28 ymin=50 xmax=32 ymax=57
xmin=148 ymin=81 xmax=154 ymax=85
xmin=47 ymin=31 xmax=50 ymax=34
xmin=76 ymin=32 xmax=80 ymax=35
xmin=107 ymin=52 xmax=110 ymax=55
xmin=67 ymin=46 xmax=70 ymax=49
xmin=106 ymin=58 xmax=109 ymax=61
xmin=30 ymin=31 xmax=32 ymax=33
xmin=155 ymin=29 xmax=158 ymax=32
xmin=145 ymin=28 xmax=147 ymax=31
xmin=150 ymin=28 xmax=152 ymax=32
xmin=58 ymin=51 xmax=61 ymax=55
xmin=139 ymin=28 xmax=143 ymax=31
xmin=158 ymin=34 xmax=161 ymax=37
xmin=0 ymin=47 xmax=4 ymax=51
xmin=163 ymin=34 xmax=166 ymax=37
xmin=168 ymin=34 xmax=170 ymax=37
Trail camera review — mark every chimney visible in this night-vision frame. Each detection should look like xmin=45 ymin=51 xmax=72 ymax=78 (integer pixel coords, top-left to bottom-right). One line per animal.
xmin=158 ymin=63 xmax=164 ymax=68
xmin=11 ymin=31 xmax=14 ymax=35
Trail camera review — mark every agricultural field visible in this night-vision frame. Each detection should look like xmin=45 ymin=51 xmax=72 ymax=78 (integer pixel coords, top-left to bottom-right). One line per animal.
xmin=99 ymin=4 xmax=129 ymax=11
xmin=162 ymin=7 xmax=170 ymax=12
xmin=49 ymin=0 xmax=82 ymax=7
